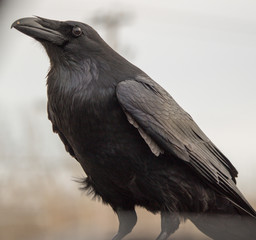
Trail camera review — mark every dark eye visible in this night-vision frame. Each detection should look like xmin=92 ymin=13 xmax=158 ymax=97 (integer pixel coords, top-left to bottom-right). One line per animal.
xmin=72 ymin=26 xmax=82 ymax=37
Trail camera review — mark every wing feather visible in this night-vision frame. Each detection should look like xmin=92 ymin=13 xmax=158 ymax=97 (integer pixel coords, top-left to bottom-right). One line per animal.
xmin=116 ymin=75 xmax=255 ymax=217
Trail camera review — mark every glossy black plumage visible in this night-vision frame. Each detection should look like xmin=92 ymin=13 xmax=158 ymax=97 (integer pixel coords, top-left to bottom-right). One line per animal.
xmin=12 ymin=17 xmax=256 ymax=240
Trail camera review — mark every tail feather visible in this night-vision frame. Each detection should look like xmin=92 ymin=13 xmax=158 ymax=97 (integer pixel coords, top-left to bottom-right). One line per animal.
xmin=188 ymin=197 xmax=256 ymax=240
xmin=190 ymin=213 xmax=256 ymax=240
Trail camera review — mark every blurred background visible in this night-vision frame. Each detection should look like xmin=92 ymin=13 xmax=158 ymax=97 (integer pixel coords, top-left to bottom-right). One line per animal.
xmin=1 ymin=0 xmax=256 ymax=239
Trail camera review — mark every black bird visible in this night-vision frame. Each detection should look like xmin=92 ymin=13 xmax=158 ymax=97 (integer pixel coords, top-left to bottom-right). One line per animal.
xmin=12 ymin=17 xmax=256 ymax=240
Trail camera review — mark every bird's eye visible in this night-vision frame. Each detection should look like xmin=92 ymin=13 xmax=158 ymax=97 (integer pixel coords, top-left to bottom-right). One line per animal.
xmin=72 ymin=26 xmax=82 ymax=37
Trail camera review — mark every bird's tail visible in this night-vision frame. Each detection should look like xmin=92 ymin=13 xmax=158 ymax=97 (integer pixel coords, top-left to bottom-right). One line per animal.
xmin=188 ymin=198 xmax=256 ymax=240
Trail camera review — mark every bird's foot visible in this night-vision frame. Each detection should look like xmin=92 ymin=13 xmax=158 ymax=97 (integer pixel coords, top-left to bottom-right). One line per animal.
xmin=111 ymin=207 xmax=137 ymax=240
xmin=156 ymin=231 xmax=169 ymax=240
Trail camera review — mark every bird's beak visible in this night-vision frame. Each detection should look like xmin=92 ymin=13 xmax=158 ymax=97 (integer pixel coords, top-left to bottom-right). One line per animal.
xmin=11 ymin=17 xmax=67 ymax=46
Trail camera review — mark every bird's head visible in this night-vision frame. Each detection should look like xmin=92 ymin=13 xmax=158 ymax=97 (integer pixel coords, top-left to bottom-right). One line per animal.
xmin=12 ymin=16 xmax=140 ymax=83
xmin=11 ymin=16 xmax=109 ymax=65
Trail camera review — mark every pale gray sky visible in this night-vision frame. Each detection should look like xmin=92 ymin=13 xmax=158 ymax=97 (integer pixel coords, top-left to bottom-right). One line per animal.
xmin=1 ymin=0 xmax=256 ymax=197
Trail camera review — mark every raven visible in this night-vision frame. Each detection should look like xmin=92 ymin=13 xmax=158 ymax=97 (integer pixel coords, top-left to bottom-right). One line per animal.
xmin=12 ymin=17 xmax=256 ymax=240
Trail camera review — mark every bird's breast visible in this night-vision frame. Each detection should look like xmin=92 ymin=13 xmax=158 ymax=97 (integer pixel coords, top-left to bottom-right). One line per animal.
xmin=48 ymin=82 xmax=147 ymax=161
